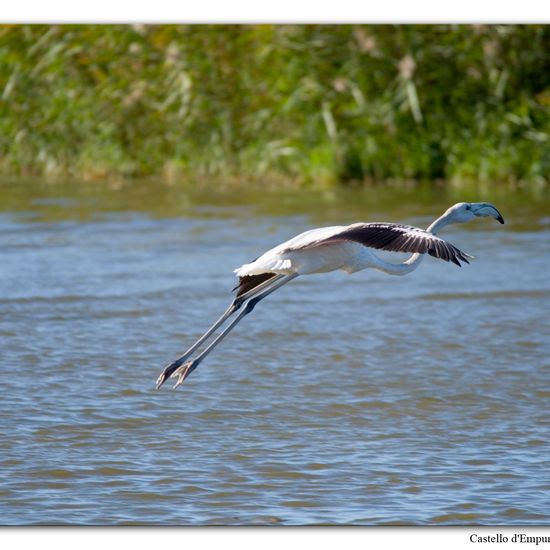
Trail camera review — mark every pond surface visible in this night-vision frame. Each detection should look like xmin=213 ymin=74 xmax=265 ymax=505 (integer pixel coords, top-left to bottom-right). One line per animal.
xmin=1 ymin=179 xmax=549 ymax=525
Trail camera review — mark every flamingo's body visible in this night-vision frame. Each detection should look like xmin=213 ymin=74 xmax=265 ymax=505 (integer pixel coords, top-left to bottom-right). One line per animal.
xmin=156 ymin=202 xmax=504 ymax=390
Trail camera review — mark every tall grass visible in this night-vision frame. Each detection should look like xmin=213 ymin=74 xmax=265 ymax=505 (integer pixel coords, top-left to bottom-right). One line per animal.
xmin=1 ymin=25 xmax=549 ymax=186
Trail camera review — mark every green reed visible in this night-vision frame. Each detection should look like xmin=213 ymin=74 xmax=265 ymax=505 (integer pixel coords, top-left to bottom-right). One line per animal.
xmin=1 ymin=25 xmax=549 ymax=186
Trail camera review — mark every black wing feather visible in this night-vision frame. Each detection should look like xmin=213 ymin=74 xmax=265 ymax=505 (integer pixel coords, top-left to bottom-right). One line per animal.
xmin=295 ymin=223 xmax=471 ymax=267
xmin=233 ymin=272 xmax=277 ymax=298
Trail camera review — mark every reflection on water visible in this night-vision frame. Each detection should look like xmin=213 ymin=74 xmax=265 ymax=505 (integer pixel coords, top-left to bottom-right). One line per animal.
xmin=1 ymin=178 xmax=549 ymax=524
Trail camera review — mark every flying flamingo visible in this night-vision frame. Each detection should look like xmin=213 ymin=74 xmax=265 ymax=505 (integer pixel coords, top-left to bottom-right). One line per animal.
xmin=156 ymin=202 xmax=504 ymax=390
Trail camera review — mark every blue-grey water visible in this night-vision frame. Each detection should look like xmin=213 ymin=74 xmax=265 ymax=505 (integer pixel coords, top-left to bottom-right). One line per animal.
xmin=1 ymin=179 xmax=549 ymax=525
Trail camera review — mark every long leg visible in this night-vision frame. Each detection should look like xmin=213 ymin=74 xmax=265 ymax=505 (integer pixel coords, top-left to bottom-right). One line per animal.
xmin=167 ymin=273 xmax=298 ymax=389
xmin=155 ymin=273 xmax=286 ymax=389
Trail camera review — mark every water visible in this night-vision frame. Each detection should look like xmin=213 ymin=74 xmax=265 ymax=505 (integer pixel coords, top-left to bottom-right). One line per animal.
xmin=1 ymin=179 xmax=549 ymax=525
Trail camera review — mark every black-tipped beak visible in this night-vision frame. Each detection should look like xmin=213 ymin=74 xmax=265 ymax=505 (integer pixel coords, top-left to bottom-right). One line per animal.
xmin=490 ymin=205 xmax=505 ymax=224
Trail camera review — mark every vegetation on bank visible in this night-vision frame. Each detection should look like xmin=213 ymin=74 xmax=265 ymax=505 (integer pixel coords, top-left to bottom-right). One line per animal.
xmin=0 ymin=25 xmax=549 ymax=186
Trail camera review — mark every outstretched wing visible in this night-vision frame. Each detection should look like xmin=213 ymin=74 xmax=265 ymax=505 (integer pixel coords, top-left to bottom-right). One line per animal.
xmin=289 ymin=223 xmax=473 ymax=266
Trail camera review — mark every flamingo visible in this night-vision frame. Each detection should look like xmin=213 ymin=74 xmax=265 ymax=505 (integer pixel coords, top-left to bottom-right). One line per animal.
xmin=156 ymin=201 xmax=504 ymax=390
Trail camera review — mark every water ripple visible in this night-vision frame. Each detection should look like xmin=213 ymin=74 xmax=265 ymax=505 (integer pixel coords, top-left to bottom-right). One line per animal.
xmin=1 ymin=191 xmax=549 ymax=524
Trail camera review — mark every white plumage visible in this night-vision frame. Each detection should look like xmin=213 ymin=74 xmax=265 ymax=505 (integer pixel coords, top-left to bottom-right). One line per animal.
xmin=235 ymin=224 xmax=455 ymax=277
xmin=156 ymin=201 xmax=504 ymax=390
xmin=235 ymin=226 xmax=353 ymax=276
